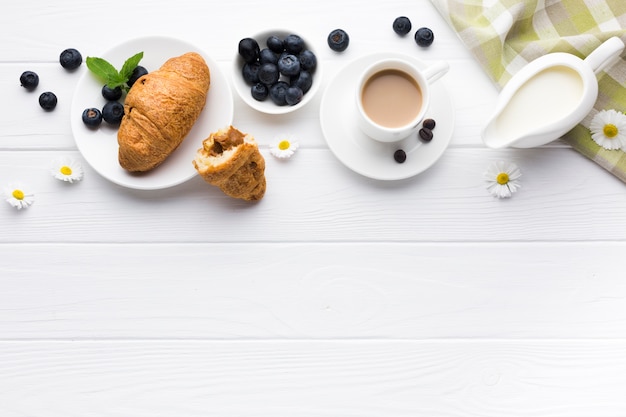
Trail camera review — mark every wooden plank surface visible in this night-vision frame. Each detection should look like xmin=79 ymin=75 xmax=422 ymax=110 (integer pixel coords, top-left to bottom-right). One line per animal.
xmin=1 ymin=340 xmax=625 ymax=416
xmin=2 ymin=148 xmax=626 ymax=243
xmin=1 ymin=243 xmax=625 ymax=339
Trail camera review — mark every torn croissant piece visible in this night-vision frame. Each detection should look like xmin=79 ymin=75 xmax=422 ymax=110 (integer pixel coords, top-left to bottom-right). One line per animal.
xmin=193 ymin=126 xmax=266 ymax=201
xmin=118 ymin=52 xmax=211 ymax=172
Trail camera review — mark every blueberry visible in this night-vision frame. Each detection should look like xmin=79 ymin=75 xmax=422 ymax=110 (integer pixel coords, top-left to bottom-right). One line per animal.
xmin=290 ymin=71 xmax=313 ymax=94
xmin=266 ymin=35 xmax=284 ymax=53
xmin=298 ymin=50 xmax=317 ymax=72
xmin=258 ymin=63 xmax=279 ymax=85
xmin=102 ymin=85 xmax=123 ymax=101
xmin=278 ymin=54 xmax=301 ymax=76
xmin=102 ymin=101 xmax=124 ymax=125
xmin=127 ymin=65 xmax=148 ymax=88
xmin=238 ymin=37 xmax=260 ymax=64
xmin=259 ymin=48 xmax=278 ymax=65
xmin=269 ymin=81 xmax=290 ymax=106
xmin=285 ymin=86 xmax=303 ymax=106
xmin=328 ymin=29 xmax=349 ymax=52
xmin=242 ymin=62 xmax=260 ymax=85
xmin=19 ymin=71 xmax=39 ymax=90
xmin=415 ymin=27 xmax=434 ymax=47
xmin=39 ymin=92 xmax=57 ymax=111
xmin=251 ymin=83 xmax=269 ymax=101
xmin=394 ymin=149 xmax=407 ymax=163
xmin=82 ymin=107 xmax=103 ymax=128
xmin=284 ymin=34 xmax=304 ymax=54
xmin=393 ymin=16 xmax=412 ymax=35
xmin=59 ymin=48 xmax=82 ymax=70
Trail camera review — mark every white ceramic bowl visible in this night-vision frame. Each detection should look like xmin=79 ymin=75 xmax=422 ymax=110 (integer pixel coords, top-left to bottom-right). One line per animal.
xmin=232 ymin=29 xmax=321 ymax=115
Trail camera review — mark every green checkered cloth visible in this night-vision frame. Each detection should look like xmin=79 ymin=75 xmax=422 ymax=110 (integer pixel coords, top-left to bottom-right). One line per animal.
xmin=432 ymin=0 xmax=626 ymax=182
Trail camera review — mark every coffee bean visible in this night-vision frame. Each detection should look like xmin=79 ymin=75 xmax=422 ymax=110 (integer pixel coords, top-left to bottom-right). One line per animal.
xmin=419 ymin=127 xmax=433 ymax=142
xmin=423 ymin=118 xmax=436 ymax=130
xmin=394 ymin=149 xmax=407 ymax=163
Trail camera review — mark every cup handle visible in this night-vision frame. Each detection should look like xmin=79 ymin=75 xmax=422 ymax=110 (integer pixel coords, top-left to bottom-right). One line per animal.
xmin=584 ymin=36 xmax=625 ymax=74
xmin=422 ymin=61 xmax=450 ymax=84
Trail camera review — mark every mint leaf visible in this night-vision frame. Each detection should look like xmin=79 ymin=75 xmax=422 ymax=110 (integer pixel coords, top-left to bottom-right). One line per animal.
xmin=105 ymin=73 xmax=128 ymax=89
xmin=86 ymin=56 xmax=119 ymax=82
xmin=120 ymin=52 xmax=144 ymax=81
xmin=86 ymin=52 xmax=144 ymax=90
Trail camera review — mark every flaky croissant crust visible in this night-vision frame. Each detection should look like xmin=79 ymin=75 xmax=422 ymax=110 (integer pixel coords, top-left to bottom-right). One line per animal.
xmin=193 ymin=126 xmax=266 ymax=201
xmin=117 ymin=52 xmax=211 ymax=172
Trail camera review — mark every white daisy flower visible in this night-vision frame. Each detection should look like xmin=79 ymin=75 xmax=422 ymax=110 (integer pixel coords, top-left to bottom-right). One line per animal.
xmin=51 ymin=157 xmax=84 ymax=183
xmin=589 ymin=109 xmax=626 ymax=150
xmin=269 ymin=136 xmax=299 ymax=159
xmin=3 ymin=183 xmax=35 ymax=210
xmin=484 ymin=161 xmax=522 ymax=199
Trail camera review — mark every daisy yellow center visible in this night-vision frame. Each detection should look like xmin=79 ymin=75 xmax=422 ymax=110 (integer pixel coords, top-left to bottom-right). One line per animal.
xmin=12 ymin=189 xmax=24 ymax=200
xmin=603 ymin=124 xmax=618 ymax=138
xmin=496 ymin=172 xmax=509 ymax=185
xmin=278 ymin=140 xmax=291 ymax=150
xmin=60 ymin=165 xmax=72 ymax=175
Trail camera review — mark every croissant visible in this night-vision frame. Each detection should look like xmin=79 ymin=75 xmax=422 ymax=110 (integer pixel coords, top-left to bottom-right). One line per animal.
xmin=117 ymin=52 xmax=211 ymax=172
xmin=193 ymin=126 xmax=266 ymax=201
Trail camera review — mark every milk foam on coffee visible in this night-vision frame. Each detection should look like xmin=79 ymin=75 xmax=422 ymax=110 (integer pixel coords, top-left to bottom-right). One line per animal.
xmin=361 ymin=69 xmax=422 ymax=128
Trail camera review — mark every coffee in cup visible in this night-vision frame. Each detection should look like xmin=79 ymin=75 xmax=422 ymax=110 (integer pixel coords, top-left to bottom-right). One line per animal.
xmin=356 ymin=58 xmax=449 ymax=143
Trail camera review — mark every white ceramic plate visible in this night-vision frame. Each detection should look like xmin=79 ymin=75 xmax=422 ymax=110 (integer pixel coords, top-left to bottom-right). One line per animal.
xmin=320 ymin=53 xmax=454 ymax=181
xmin=71 ymin=36 xmax=234 ymax=190
xmin=232 ymin=29 xmax=321 ymax=115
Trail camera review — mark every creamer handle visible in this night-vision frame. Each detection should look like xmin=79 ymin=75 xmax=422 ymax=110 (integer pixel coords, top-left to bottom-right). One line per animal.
xmin=422 ymin=61 xmax=450 ymax=84
xmin=584 ymin=36 xmax=625 ymax=74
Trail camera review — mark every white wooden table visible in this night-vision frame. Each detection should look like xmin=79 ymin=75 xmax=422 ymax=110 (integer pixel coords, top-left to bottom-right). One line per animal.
xmin=2 ymin=0 xmax=626 ymax=415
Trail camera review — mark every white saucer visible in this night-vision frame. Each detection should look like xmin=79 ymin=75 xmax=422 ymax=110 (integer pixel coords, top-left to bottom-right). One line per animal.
xmin=71 ymin=36 xmax=234 ymax=190
xmin=320 ymin=53 xmax=454 ymax=181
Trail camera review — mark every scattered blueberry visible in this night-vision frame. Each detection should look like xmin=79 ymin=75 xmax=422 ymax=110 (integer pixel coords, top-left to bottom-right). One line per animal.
xmin=419 ymin=127 xmax=433 ymax=142
xmin=394 ymin=149 xmax=407 ymax=163
xmin=393 ymin=16 xmax=412 ymax=35
xmin=285 ymin=86 xmax=303 ymax=106
xmin=127 ymin=65 xmax=148 ymax=88
xmin=328 ymin=29 xmax=350 ymax=52
xmin=19 ymin=71 xmax=39 ymax=90
xmin=277 ymin=54 xmax=300 ymax=76
xmin=266 ymin=35 xmax=284 ymax=53
xmin=269 ymin=81 xmax=290 ymax=106
xmin=38 ymin=92 xmax=57 ymax=111
xmin=423 ymin=118 xmax=436 ymax=130
xmin=59 ymin=48 xmax=82 ymax=70
xmin=251 ymin=83 xmax=269 ymax=101
xmin=299 ymin=50 xmax=317 ymax=71
xmin=415 ymin=27 xmax=434 ymax=47
xmin=238 ymin=38 xmax=260 ymax=64
xmin=258 ymin=63 xmax=279 ymax=85
xmin=82 ymin=107 xmax=103 ymax=128
xmin=284 ymin=34 xmax=305 ymax=54
xmin=242 ymin=62 xmax=261 ymax=84
xmin=102 ymin=85 xmax=123 ymax=101
xmin=102 ymin=101 xmax=124 ymax=125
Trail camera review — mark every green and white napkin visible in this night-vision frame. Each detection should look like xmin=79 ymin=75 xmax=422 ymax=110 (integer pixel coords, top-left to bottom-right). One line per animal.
xmin=432 ymin=0 xmax=626 ymax=182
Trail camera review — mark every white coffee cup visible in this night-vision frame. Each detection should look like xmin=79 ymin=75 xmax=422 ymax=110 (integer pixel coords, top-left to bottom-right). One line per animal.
xmin=355 ymin=58 xmax=449 ymax=143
